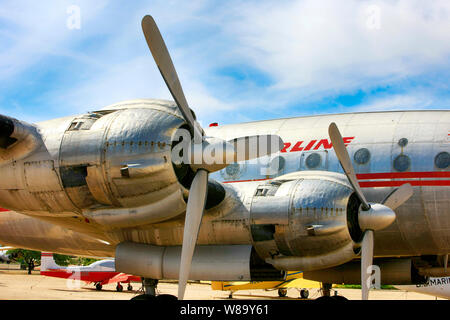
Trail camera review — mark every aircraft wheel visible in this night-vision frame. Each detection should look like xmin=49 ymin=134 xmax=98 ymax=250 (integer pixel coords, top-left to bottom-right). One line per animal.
xmin=314 ymin=296 xmax=335 ymax=302
xmin=131 ymin=294 xmax=156 ymax=300
xmin=116 ymin=284 xmax=123 ymax=292
xmin=278 ymin=288 xmax=288 ymax=297
xmin=95 ymin=283 xmax=103 ymax=291
xmin=156 ymin=294 xmax=178 ymax=302
xmin=127 ymin=284 xmax=133 ymax=291
xmin=300 ymin=289 xmax=309 ymax=299
xmin=332 ymin=295 xmax=348 ymax=301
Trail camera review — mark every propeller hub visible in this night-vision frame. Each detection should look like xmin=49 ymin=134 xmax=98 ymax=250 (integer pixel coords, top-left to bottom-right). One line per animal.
xmin=358 ymin=203 xmax=396 ymax=232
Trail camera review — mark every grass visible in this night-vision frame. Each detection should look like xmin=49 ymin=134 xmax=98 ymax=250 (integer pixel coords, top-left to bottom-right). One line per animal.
xmin=334 ymin=284 xmax=398 ymax=290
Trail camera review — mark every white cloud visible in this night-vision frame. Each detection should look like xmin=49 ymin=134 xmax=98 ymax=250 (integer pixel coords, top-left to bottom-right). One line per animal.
xmin=221 ymin=0 xmax=450 ymax=99
xmin=1 ymin=0 xmax=449 ymax=125
xmin=352 ymin=92 xmax=447 ymax=113
xmin=0 ymin=0 xmax=110 ymax=80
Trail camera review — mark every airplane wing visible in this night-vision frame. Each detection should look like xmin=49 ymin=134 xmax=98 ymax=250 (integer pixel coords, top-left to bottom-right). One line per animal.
xmin=102 ymin=273 xmax=141 ymax=285
xmin=277 ymin=277 xmax=322 ymax=289
xmin=395 ymin=277 xmax=450 ymax=300
xmin=0 ymin=115 xmax=42 ymax=165
xmin=211 ymin=271 xmax=322 ymax=292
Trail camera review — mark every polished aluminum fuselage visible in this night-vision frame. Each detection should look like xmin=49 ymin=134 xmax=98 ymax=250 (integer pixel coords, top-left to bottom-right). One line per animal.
xmin=0 ymin=100 xmax=448 ymax=260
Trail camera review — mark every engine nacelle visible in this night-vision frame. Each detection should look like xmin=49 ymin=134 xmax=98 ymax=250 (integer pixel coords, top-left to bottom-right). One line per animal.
xmin=0 ymin=100 xmax=193 ymax=228
xmin=115 ymin=242 xmax=285 ymax=281
xmin=302 ymin=258 xmax=428 ymax=285
xmin=247 ymin=171 xmax=360 ymax=271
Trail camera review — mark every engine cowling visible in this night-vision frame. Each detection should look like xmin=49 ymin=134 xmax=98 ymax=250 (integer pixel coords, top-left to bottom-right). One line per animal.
xmin=248 ymin=171 xmax=361 ymax=271
xmin=0 ymin=100 xmax=193 ymax=228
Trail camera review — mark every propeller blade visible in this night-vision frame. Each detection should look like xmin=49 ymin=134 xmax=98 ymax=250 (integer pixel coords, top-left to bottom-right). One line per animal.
xmin=361 ymin=230 xmax=374 ymax=300
xmin=178 ymin=169 xmax=208 ymax=300
xmin=328 ymin=123 xmax=370 ymax=210
xmin=141 ymin=15 xmax=203 ymax=141
xmin=382 ymin=183 xmax=413 ymax=210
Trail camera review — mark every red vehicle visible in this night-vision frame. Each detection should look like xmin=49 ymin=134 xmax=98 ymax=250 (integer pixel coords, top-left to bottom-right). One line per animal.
xmin=40 ymin=252 xmax=141 ymax=292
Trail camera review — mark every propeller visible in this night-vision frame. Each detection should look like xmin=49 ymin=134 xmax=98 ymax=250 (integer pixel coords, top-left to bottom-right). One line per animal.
xmin=328 ymin=122 xmax=413 ymax=300
xmin=141 ymin=15 xmax=202 ymax=142
xmin=142 ymin=15 xmax=283 ymax=300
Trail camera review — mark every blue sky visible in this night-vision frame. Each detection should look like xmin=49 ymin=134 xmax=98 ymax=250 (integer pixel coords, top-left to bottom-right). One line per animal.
xmin=0 ymin=0 xmax=449 ymax=125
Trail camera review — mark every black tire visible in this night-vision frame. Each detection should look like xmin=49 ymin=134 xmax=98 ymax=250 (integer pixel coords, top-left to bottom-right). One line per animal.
xmin=95 ymin=283 xmax=102 ymax=291
xmin=131 ymin=294 xmax=157 ymax=300
xmin=116 ymin=284 xmax=123 ymax=292
xmin=315 ymin=296 xmax=335 ymax=302
xmin=156 ymin=294 xmax=178 ymax=302
xmin=278 ymin=288 xmax=288 ymax=297
xmin=332 ymin=295 xmax=348 ymax=301
xmin=300 ymin=289 xmax=309 ymax=299
xmin=127 ymin=285 xmax=133 ymax=291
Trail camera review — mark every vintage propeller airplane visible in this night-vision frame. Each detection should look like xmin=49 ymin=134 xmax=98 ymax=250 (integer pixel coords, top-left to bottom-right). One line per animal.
xmin=0 ymin=15 xmax=448 ymax=300
xmin=40 ymin=252 xmax=141 ymax=292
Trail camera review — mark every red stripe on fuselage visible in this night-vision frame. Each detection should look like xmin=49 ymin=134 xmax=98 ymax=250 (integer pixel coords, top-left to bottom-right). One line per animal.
xmin=356 ymin=171 xmax=450 ymax=180
xmin=223 ymin=171 xmax=450 ymax=187
xmin=359 ymin=180 xmax=450 ymax=187
xmin=0 ymin=208 xmax=9 ymax=212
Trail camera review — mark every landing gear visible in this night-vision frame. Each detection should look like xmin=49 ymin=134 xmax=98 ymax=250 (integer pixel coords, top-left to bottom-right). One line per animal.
xmin=321 ymin=283 xmax=332 ymax=297
xmin=95 ymin=283 xmax=103 ymax=291
xmin=278 ymin=288 xmax=288 ymax=297
xmin=116 ymin=283 xmax=123 ymax=292
xmin=131 ymin=278 xmax=178 ymax=301
xmin=315 ymin=283 xmax=347 ymax=301
xmin=143 ymin=278 xmax=158 ymax=296
xmin=127 ymin=284 xmax=133 ymax=291
xmin=131 ymin=278 xmax=158 ymax=300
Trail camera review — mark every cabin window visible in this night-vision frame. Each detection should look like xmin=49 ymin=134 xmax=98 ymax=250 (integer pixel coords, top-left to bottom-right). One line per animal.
xmin=435 ymin=152 xmax=449 ymax=169
xmin=305 ymin=153 xmax=321 ymax=169
xmin=393 ymin=154 xmax=411 ymax=172
xmin=354 ymin=148 xmax=371 ymax=165
xmin=398 ymin=138 xmax=408 ymax=147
